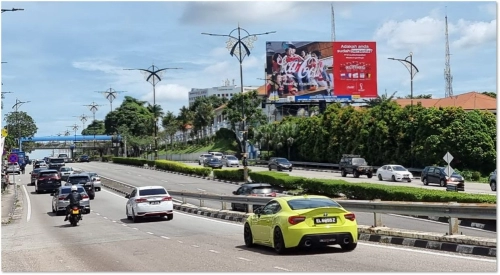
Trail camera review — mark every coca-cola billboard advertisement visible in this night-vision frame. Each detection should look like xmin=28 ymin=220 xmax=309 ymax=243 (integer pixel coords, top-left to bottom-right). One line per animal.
xmin=333 ymin=42 xmax=378 ymax=98
xmin=265 ymin=41 xmax=334 ymax=100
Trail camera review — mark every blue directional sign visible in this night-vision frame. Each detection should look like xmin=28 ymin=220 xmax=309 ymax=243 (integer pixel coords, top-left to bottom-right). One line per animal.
xmin=8 ymin=153 xmax=18 ymax=163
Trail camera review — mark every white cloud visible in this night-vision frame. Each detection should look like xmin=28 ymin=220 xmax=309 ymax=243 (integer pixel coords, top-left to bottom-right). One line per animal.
xmin=452 ymin=19 xmax=497 ymax=49
xmin=141 ymin=83 xmax=190 ymax=102
xmin=479 ymin=3 xmax=497 ymax=17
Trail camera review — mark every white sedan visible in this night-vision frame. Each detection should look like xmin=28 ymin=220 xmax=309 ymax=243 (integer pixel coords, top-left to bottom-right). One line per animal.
xmin=125 ymin=186 xmax=174 ymax=222
xmin=376 ymin=164 xmax=413 ymax=182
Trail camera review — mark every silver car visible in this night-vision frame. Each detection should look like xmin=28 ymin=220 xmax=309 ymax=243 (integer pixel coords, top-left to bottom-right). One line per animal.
xmin=87 ymin=172 xmax=102 ymax=191
xmin=198 ymin=154 xmax=213 ymax=165
xmin=6 ymin=163 xmax=21 ymax=174
xmin=222 ymin=155 xmax=240 ymax=167
xmin=51 ymin=185 xmax=90 ymax=215
xmin=59 ymin=166 xmax=74 ymax=181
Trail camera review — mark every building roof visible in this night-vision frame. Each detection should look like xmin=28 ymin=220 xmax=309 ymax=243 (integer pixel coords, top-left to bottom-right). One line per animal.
xmin=393 ymin=92 xmax=496 ymax=110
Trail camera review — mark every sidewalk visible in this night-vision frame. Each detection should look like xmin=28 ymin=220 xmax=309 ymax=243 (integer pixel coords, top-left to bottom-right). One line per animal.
xmin=1 ymin=183 xmax=17 ymax=224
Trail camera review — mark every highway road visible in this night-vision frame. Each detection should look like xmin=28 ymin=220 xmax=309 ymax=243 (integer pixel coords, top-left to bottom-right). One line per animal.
xmin=2 ymin=167 xmax=496 ymax=272
xmin=182 ymin=162 xmax=495 ymax=195
xmin=69 ymin=162 xmax=496 ymax=239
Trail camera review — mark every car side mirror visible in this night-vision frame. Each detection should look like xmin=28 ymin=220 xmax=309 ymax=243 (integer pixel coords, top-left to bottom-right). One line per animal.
xmin=125 ymin=194 xmax=130 ymax=199
xmin=232 ymin=191 xmax=237 ymax=195
xmin=254 ymin=208 xmax=261 ymax=214
xmin=92 ymin=178 xmax=96 ymax=181
xmin=29 ymin=172 xmax=31 ymax=174
xmin=50 ymin=193 xmax=54 ymax=196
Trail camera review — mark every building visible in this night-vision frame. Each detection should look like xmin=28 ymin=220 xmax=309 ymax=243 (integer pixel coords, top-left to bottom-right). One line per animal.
xmin=393 ymin=92 xmax=497 ymax=114
xmin=188 ymin=78 xmax=259 ymax=107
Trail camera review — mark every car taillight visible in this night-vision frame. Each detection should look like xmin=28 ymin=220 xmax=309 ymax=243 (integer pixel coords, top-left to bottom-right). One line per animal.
xmin=344 ymin=213 xmax=356 ymax=221
xmin=38 ymin=177 xmax=47 ymax=181
xmin=59 ymin=196 xmax=66 ymax=200
xmin=288 ymin=216 xmax=306 ymax=225
xmin=135 ymin=198 xmax=148 ymax=203
xmin=82 ymin=194 xmax=89 ymax=199
xmin=270 ymin=192 xmax=276 ymax=197
xmin=162 ymin=196 xmax=172 ymax=201
xmin=72 ymin=206 xmax=79 ymax=210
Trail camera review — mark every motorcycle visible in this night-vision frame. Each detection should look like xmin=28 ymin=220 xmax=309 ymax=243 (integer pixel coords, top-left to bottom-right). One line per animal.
xmin=68 ymin=206 xmax=83 ymax=226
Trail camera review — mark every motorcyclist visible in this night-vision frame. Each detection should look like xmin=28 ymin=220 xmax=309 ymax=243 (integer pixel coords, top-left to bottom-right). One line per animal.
xmin=64 ymin=185 xmax=83 ymax=221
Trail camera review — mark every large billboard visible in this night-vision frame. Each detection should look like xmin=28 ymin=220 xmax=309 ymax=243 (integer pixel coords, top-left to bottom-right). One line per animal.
xmin=265 ymin=41 xmax=377 ymax=102
xmin=333 ymin=41 xmax=378 ymax=98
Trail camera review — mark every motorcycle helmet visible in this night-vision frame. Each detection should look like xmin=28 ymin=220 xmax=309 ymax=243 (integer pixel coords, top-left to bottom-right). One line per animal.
xmin=71 ymin=185 xmax=78 ymax=192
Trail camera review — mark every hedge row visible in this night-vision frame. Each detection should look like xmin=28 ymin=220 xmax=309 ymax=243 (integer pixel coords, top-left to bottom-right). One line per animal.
xmin=249 ymin=171 xmax=496 ymax=204
xmin=213 ymin=168 xmax=252 ymax=181
xmin=112 ymin=157 xmax=211 ymax=177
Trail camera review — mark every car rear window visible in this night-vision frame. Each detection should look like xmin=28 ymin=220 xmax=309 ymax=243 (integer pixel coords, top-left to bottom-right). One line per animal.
xmin=60 ymin=187 xmax=85 ymax=194
xmin=68 ymin=176 xmax=89 ymax=183
xmin=251 ymin=187 xmax=273 ymax=194
xmin=88 ymin=173 xmax=98 ymax=177
xmin=287 ymin=198 xmax=341 ymax=210
xmin=50 ymin=159 xmax=65 ymax=164
xmin=40 ymin=172 xmax=59 ymax=177
xmin=139 ymin=188 xmax=167 ymax=196
xmin=60 ymin=167 xmax=71 ymax=171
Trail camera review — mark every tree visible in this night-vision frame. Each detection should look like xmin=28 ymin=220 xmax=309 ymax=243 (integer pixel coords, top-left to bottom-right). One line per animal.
xmin=176 ymin=106 xmax=194 ymax=143
xmin=82 ymin=120 xmax=106 ymax=135
xmin=363 ymin=90 xmax=398 ymax=107
xmin=161 ymin=111 xmax=179 ymax=145
xmin=192 ymin=101 xmax=215 ymax=139
xmin=482 ymin=92 xmax=496 ymax=98
xmin=222 ymin=90 xmax=267 ymax=132
xmin=3 ymin=111 xmax=38 ymax=152
xmin=103 ymin=96 xmax=154 ymax=137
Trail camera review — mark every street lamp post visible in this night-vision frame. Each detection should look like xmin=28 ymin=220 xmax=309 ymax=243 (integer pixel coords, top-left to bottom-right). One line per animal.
xmin=202 ymin=25 xmax=276 ymax=182
xmin=1 ymin=8 xmax=24 ymax=13
xmin=12 ymin=99 xmax=30 ymax=150
xmin=68 ymin=124 xmax=79 ymax=159
xmin=84 ymin=102 xmax=102 ymax=153
xmin=96 ymin=87 xmax=127 ymax=112
xmin=388 ymin=52 xmax=419 ymax=168
xmin=124 ymin=65 xmax=182 ymax=160
xmin=74 ymin=114 xmax=88 ymax=154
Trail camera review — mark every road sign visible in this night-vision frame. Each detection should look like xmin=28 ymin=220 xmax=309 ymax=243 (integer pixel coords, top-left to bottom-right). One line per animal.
xmin=1 ymin=128 xmax=7 ymax=137
xmin=8 ymin=154 xmax=18 ymax=163
xmin=443 ymin=152 xmax=454 ymax=164
xmin=444 ymin=165 xmax=454 ymax=177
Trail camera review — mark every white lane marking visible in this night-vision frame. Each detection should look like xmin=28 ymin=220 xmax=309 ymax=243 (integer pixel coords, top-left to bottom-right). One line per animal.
xmin=22 ymin=185 xmax=31 ymax=222
xmin=112 ymin=221 xmax=117 ymax=223
xmin=358 ymin=242 xmax=497 ymax=263
xmin=178 ymin=183 xmax=185 ymax=186
xmin=137 ymin=175 xmax=142 ymax=177
xmin=132 ymin=227 xmax=138 ymax=230
xmin=100 ymin=182 xmax=494 ymax=262
xmin=162 ymin=180 xmax=168 ymax=183
xmin=237 ymin=257 xmax=251 ymax=262
xmin=388 ymin=214 xmax=495 ymax=233
xmin=177 ymin=240 xmax=183 ymax=243
xmin=147 ymin=232 xmax=154 ymax=235
xmin=96 ymin=213 xmax=101 ymax=216
xmin=161 ymin=236 xmax=170 ymax=240
xmin=209 ymin=250 xmax=220 ymax=254
xmin=122 ymin=224 xmax=127 ymax=226
xmin=197 ymin=188 xmax=206 ymax=192
xmin=103 ymin=217 xmax=108 ymax=219
xmin=191 ymin=245 xmax=200 ymax=248
xmin=274 ymin=266 xmax=292 ymax=272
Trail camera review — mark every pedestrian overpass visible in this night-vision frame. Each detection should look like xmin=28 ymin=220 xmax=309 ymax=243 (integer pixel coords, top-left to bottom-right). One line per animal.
xmin=20 ymin=135 xmax=122 ymax=150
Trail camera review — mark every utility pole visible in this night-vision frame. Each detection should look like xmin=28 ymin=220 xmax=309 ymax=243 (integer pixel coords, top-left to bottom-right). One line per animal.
xmin=83 ymin=102 xmax=103 ymax=153
xmin=96 ymin=87 xmax=127 ymax=112
xmin=12 ymin=99 xmax=30 ymax=150
xmin=124 ymin=65 xmax=182 ymax=160
xmin=444 ymin=8 xmax=454 ymax=98
xmin=2 ymin=8 xmax=24 ymax=13
xmin=68 ymin=124 xmax=79 ymax=159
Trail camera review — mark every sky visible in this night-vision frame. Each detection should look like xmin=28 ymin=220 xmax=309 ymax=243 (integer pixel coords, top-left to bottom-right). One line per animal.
xmin=0 ymin=0 xmax=497 ymax=144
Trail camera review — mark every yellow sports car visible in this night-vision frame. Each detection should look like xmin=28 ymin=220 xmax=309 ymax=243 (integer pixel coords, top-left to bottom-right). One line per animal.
xmin=243 ymin=195 xmax=358 ymax=254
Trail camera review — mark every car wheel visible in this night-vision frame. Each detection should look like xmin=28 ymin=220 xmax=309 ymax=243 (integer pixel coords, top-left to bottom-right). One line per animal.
xmin=289 ymin=169 xmax=292 ymax=172
xmin=377 ymin=174 xmax=382 ymax=181
xmin=491 ymin=181 xmax=496 ymax=191
xmin=392 ymin=175 xmax=396 ymax=182
xmin=439 ymin=179 xmax=447 ymax=187
xmin=132 ymin=209 xmax=140 ymax=223
xmin=407 ymin=179 xmax=412 ymax=183
xmin=341 ymin=170 xmax=347 ymax=177
xmin=367 ymin=173 xmax=373 ymax=179
xmin=126 ymin=207 xmax=132 ymax=220
xmin=52 ymin=205 xmax=56 ymax=213
xmin=231 ymin=203 xmax=237 ymax=211
xmin=268 ymin=166 xmax=272 ymax=171
xmin=273 ymin=227 xmax=287 ymax=254
xmin=423 ymin=178 xmax=429 ymax=185
xmin=353 ymin=170 xmax=359 ymax=178
xmin=166 ymin=214 xmax=173 ymax=221
xmin=340 ymin=242 xmax=357 ymax=251
xmin=244 ymin=223 xmax=254 ymax=248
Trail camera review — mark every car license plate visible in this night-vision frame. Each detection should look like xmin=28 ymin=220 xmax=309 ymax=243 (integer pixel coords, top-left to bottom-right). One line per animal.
xmin=47 ymin=181 xmax=53 ymax=183
xmin=72 ymin=210 xmax=79 ymax=214
xmin=319 ymin=238 xmax=336 ymax=243
xmin=150 ymin=201 xmax=160 ymax=205
xmin=314 ymin=217 xmax=337 ymax=224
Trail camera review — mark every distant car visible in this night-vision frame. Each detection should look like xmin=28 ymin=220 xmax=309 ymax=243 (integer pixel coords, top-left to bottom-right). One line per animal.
xmin=489 ymin=170 xmax=496 ymax=191
xmin=198 ymin=154 xmax=212 ymax=165
xmin=51 ymin=185 xmax=90 ymax=215
xmin=209 ymin=151 xmax=224 ymax=160
xmin=34 ymin=160 xmax=47 ymax=169
xmin=203 ymin=158 xmax=223 ymax=169
xmin=79 ymin=155 xmax=90 ymax=162
xmin=376 ymin=165 xmax=413 ymax=182
xmin=87 ymin=172 xmax=102 ymax=191
xmin=222 ymin=155 xmax=240 ymax=167
xmin=66 ymin=173 xmax=95 ymax=200
xmin=35 ymin=169 xmax=62 ymax=194
xmin=58 ymin=153 xmax=71 ymax=163
xmin=268 ymin=157 xmax=292 ymax=172
xmin=231 ymin=183 xmax=276 ymax=212
xmin=421 ymin=166 xmax=465 ymax=190
xmin=339 ymin=154 xmax=374 ymax=178
xmin=29 ymin=168 xmax=46 ymax=185
xmin=58 ymin=166 xmax=74 ymax=181
xmin=6 ymin=163 xmax=21 ymax=174
xmin=47 ymin=157 xmax=65 ymax=170
xmin=125 ymin=186 xmax=174 ymax=222
xmin=243 ymin=195 xmax=358 ymax=254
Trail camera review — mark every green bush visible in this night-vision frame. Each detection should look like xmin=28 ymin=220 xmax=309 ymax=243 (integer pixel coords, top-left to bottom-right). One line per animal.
xmin=112 ymin=157 xmax=211 ymax=177
xmin=248 ymin=171 xmax=496 ymax=204
xmin=213 ymin=168 xmax=252 ymax=181
xmin=112 ymin=157 xmax=148 ymax=166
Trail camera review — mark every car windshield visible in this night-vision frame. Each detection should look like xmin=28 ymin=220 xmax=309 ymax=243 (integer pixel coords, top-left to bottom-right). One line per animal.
xmin=59 ymin=154 xmax=68 ymax=158
xmin=251 ymin=187 xmax=273 ymax=194
xmin=139 ymin=188 xmax=167 ymax=196
xmin=392 ymin=165 xmax=407 ymax=171
xmin=60 ymin=187 xmax=85 ymax=194
xmin=40 ymin=172 xmax=58 ymax=177
xmin=88 ymin=173 xmax=98 ymax=177
xmin=60 ymin=167 xmax=71 ymax=171
xmin=276 ymin=158 xmax=289 ymax=163
xmin=50 ymin=159 xmax=65 ymax=164
xmin=81 ymin=155 xmax=88 ymax=158
xmin=226 ymin=156 xmax=237 ymax=160
xmin=352 ymin=158 xmax=367 ymax=165
xmin=438 ymin=168 xmax=460 ymax=177
xmin=287 ymin=198 xmax=341 ymax=210
xmin=33 ymin=169 xmax=43 ymax=173
xmin=68 ymin=176 xmax=89 ymax=183
xmin=210 ymin=158 xmax=220 ymax=162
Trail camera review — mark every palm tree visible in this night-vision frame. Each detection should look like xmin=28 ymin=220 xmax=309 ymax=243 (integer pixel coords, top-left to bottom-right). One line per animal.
xmin=162 ymin=111 xmax=179 ymax=145
xmin=363 ymin=90 xmax=398 ymax=108
xmin=177 ymin=106 xmax=194 ymax=143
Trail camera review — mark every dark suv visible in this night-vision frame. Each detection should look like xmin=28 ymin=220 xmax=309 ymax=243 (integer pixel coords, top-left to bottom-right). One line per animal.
xmin=339 ymin=154 xmax=374 ymax=178
xmin=35 ymin=169 xmax=62 ymax=194
xmin=231 ymin=183 xmax=276 ymax=212
xmin=421 ymin=166 xmax=465 ymax=190
xmin=268 ymin=157 xmax=293 ymax=172
xmin=489 ymin=170 xmax=496 ymax=191
xmin=48 ymin=157 xmax=65 ymax=170
xmin=29 ymin=168 xmax=45 ymax=186
xmin=66 ymin=173 xmax=95 ymax=199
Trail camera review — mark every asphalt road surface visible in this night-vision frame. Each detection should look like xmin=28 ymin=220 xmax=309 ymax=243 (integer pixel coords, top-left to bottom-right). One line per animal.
xmin=68 ymin=162 xmax=496 ymax=239
xmin=183 ymin=162 xmax=495 ymax=195
xmin=2 ymin=166 xmax=496 ymax=272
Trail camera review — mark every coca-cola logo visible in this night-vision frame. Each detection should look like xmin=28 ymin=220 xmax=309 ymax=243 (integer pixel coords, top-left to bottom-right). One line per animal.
xmin=276 ymin=55 xmax=320 ymax=80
